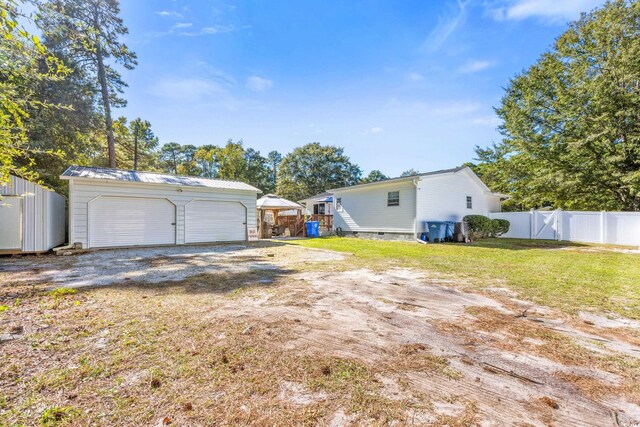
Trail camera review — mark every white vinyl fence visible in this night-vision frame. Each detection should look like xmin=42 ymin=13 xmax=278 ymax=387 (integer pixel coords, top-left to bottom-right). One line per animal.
xmin=488 ymin=210 xmax=640 ymax=246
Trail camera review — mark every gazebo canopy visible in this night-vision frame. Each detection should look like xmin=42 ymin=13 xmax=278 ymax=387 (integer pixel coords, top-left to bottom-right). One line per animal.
xmin=257 ymin=194 xmax=303 ymax=210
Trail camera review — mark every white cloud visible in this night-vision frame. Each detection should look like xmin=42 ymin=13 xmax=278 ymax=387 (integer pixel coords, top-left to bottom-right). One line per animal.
xmin=171 ymin=22 xmax=193 ymax=30
xmin=194 ymin=62 xmax=237 ymax=86
xmin=408 ymin=72 xmax=424 ymax=82
xmin=458 ymin=59 xmax=494 ymax=74
xmin=149 ymin=77 xmax=228 ymax=102
xmin=246 ymin=76 xmax=273 ymax=92
xmin=155 ymin=10 xmax=183 ymax=19
xmin=358 ymin=126 xmax=385 ymax=135
xmin=201 ymin=25 xmax=237 ymax=34
xmin=490 ymin=0 xmax=604 ymax=23
xmin=423 ymin=0 xmax=470 ymax=52
xmin=177 ymin=25 xmax=238 ymax=36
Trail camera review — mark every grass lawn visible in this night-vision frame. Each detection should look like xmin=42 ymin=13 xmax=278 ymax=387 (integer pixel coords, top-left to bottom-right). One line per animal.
xmin=2 ymin=243 xmax=639 ymax=426
xmin=290 ymin=237 xmax=640 ymax=319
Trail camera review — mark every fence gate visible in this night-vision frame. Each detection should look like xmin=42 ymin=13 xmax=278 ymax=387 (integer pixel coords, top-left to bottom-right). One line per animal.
xmin=532 ymin=210 xmax=558 ymax=240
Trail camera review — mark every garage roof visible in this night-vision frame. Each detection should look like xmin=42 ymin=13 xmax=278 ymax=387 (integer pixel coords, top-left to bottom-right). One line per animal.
xmin=61 ymin=166 xmax=261 ymax=192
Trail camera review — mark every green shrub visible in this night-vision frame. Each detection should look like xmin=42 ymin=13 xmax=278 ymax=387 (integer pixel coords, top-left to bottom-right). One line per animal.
xmin=490 ymin=219 xmax=510 ymax=237
xmin=463 ymin=215 xmax=510 ymax=239
xmin=463 ymin=215 xmax=491 ymax=239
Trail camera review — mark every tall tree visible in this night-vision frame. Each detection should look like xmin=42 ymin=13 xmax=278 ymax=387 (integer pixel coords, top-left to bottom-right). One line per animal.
xmin=112 ymin=117 xmax=159 ymax=171
xmin=194 ymin=144 xmax=219 ymax=178
xmin=129 ymin=118 xmax=158 ymax=170
xmin=244 ymin=148 xmax=271 ymax=192
xmin=0 ymin=0 xmax=68 ymax=184
xmin=362 ymin=170 xmax=389 ymax=183
xmin=477 ymin=0 xmax=640 ymax=211
xmin=38 ymin=0 xmax=137 ymax=168
xmin=276 ymin=143 xmax=361 ymax=200
xmin=177 ymin=144 xmax=201 ymax=176
xmin=267 ymin=150 xmax=282 ymax=189
xmin=159 ymin=142 xmax=183 ymax=174
xmin=217 ymin=139 xmax=247 ymax=180
xmin=21 ymin=39 xmax=101 ymax=193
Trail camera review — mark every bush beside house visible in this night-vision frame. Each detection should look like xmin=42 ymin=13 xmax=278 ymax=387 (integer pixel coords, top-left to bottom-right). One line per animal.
xmin=463 ymin=215 xmax=510 ymax=240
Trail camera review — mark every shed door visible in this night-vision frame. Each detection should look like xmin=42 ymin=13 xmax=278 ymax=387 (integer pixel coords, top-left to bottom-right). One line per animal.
xmin=0 ymin=197 xmax=22 ymax=250
xmin=89 ymin=196 xmax=175 ymax=248
xmin=185 ymin=200 xmax=246 ymax=243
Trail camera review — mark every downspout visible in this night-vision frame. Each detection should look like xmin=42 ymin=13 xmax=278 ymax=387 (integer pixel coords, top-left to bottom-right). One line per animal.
xmin=413 ymin=178 xmax=426 ymax=244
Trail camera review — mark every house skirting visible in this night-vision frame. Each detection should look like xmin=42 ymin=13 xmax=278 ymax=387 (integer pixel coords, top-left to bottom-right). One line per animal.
xmin=343 ymin=231 xmax=415 ymax=241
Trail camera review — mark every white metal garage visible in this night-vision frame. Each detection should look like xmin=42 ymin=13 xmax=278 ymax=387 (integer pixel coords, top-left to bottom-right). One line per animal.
xmin=89 ymin=196 xmax=177 ymax=248
xmin=61 ymin=166 xmax=260 ymax=249
xmin=185 ymin=200 xmax=247 ymax=243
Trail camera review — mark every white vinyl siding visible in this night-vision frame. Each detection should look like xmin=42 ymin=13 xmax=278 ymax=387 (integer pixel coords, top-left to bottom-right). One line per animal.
xmin=0 ymin=175 xmax=65 ymax=253
xmin=88 ymin=196 xmax=176 ymax=248
xmin=333 ymin=180 xmax=416 ymax=233
xmin=185 ymin=201 xmax=246 ymax=243
xmin=415 ymin=169 xmax=501 ymax=232
xmin=69 ymin=180 xmax=257 ymax=249
xmin=0 ymin=197 xmax=22 ymax=250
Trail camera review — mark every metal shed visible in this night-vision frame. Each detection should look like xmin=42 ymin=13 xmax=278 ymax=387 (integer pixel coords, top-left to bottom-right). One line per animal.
xmin=0 ymin=176 xmax=66 ymax=254
xmin=61 ymin=166 xmax=261 ymax=249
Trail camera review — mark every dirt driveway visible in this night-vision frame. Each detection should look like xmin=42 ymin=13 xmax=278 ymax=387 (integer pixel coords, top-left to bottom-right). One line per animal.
xmin=1 ymin=243 xmax=639 ymax=426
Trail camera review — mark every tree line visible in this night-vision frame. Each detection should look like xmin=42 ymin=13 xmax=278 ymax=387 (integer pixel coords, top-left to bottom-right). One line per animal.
xmin=0 ymin=0 xmax=396 ymax=200
xmin=2 ymin=0 xmax=638 ymax=209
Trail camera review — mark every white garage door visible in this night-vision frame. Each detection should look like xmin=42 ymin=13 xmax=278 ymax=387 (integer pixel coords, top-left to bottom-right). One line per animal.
xmin=89 ymin=196 xmax=176 ymax=248
xmin=0 ymin=197 xmax=22 ymax=250
xmin=185 ymin=200 xmax=246 ymax=243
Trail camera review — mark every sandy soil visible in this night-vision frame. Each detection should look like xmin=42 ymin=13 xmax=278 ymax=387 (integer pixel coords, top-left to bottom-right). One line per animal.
xmin=212 ymin=267 xmax=640 ymax=426
xmin=1 ymin=243 xmax=639 ymax=426
xmin=0 ymin=242 xmax=345 ymax=287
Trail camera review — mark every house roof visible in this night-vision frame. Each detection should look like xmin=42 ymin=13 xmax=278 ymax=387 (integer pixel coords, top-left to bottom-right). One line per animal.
xmin=60 ymin=165 xmax=261 ymax=192
xmin=257 ymin=194 xmax=303 ymax=210
xmin=328 ymin=166 xmax=468 ymax=192
xmin=299 ymin=191 xmax=333 ymax=203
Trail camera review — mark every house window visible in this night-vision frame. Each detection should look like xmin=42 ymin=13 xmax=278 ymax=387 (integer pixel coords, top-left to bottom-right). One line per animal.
xmin=336 ymin=198 xmax=343 ymax=211
xmin=387 ymin=191 xmax=400 ymax=207
xmin=313 ymin=204 xmax=325 ymax=215
xmin=466 ymin=196 xmax=473 ymax=209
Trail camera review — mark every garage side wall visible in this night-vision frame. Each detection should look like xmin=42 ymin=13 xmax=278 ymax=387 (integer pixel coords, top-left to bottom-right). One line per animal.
xmin=69 ymin=180 xmax=257 ymax=248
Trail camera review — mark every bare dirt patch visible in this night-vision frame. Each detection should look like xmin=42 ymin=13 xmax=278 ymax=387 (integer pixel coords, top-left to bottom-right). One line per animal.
xmin=0 ymin=242 xmax=346 ymax=288
xmin=1 ymin=244 xmax=639 ymax=426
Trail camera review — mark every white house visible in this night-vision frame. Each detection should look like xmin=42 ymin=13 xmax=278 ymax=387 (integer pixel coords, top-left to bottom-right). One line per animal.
xmin=61 ymin=166 xmax=261 ymax=249
xmin=299 ymin=192 xmax=333 ymax=216
xmin=330 ymin=166 xmax=504 ymax=240
xmin=0 ymin=175 xmax=66 ymax=254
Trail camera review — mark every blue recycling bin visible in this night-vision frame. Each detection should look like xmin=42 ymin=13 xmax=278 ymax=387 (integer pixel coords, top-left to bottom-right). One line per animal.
xmin=425 ymin=221 xmax=456 ymax=242
xmin=305 ymin=221 xmax=320 ymax=238
xmin=444 ymin=221 xmax=455 ymax=241
xmin=426 ymin=221 xmax=446 ymax=242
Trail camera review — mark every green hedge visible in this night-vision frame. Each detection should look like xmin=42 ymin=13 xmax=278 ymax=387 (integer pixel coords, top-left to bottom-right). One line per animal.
xmin=463 ymin=215 xmax=510 ymax=239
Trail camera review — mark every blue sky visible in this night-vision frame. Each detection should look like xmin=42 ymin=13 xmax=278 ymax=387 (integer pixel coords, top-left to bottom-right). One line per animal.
xmin=117 ymin=0 xmax=604 ymax=177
